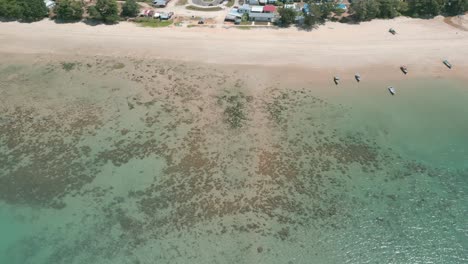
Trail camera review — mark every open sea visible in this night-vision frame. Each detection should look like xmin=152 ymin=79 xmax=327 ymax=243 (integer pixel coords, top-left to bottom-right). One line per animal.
xmin=0 ymin=58 xmax=467 ymax=263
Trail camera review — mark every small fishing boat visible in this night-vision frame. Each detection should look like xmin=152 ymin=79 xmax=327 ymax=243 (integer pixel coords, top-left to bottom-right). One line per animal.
xmin=355 ymin=73 xmax=361 ymax=82
xmin=443 ymin=59 xmax=452 ymax=69
xmin=389 ymin=28 xmax=396 ymax=35
xmin=400 ymin=65 xmax=408 ymax=74
xmin=334 ymin=76 xmax=340 ymax=85
xmin=388 ymin=86 xmax=396 ymax=95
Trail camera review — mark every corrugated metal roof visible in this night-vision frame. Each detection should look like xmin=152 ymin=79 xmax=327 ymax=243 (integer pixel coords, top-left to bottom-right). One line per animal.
xmin=249 ymin=12 xmax=275 ymax=18
xmin=251 ymin=6 xmax=264 ymax=12
xmin=263 ymin=5 xmax=276 ymax=12
xmin=239 ymin=4 xmax=250 ymax=10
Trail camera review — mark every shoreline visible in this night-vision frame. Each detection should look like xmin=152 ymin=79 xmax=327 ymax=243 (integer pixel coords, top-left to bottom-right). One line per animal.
xmin=0 ymin=15 xmax=467 ymax=83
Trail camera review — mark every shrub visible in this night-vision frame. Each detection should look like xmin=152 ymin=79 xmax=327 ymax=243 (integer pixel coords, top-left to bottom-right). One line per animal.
xmin=0 ymin=0 xmax=23 ymax=20
xmin=1 ymin=0 xmax=48 ymax=22
xmin=19 ymin=0 xmax=48 ymax=21
xmin=278 ymin=7 xmax=296 ymax=27
xmin=88 ymin=0 xmax=119 ymax=24
xmin=121 ymin=0 xmax=139 ymax=17
xmin=55 ymin=0 xmax=84 ymax=22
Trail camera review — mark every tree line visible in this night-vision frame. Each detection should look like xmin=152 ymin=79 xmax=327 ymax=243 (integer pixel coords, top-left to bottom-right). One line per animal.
xmin=278 ymin=0 xmax=338 ymax=28
xmin=278 ymin=0 xmax=467 ymax=28
xmin=351 ymin=0 xmax=467 ymax=21
xmin=0 ymin=0 xmax=141 ymax=23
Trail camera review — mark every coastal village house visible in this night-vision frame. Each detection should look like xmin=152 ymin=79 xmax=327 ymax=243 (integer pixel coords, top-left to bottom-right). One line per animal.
xmin=226 ymin=4 xmax=277 ymax=23
xmin=245 ymin=0 xmax=277 ymax=4
xmin=248 ymin=12 xmax=276 ymax=22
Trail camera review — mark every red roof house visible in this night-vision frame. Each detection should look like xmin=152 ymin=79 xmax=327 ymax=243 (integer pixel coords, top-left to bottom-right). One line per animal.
xmin=263 ymin=5 xmax=276 ymax=13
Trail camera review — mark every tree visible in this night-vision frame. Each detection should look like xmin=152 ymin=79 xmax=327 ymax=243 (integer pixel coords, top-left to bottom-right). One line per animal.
xmin=406 ymin=0 xmax=444 ymax=17
xmin=377 ymin=0 xmax=401 ymax=18
xmin=278 ymin=7 xmax=296 ymax=27
xmin=445 ymin=0 xmax=468 ymax=15
xmin=121 ymin=0 xmax=139 ymax=17
xmin=17 ymin=0 xmax=48 ymax=22
xmin=0 ymin=0 xmax=23 ymax=20
xmin=351 ymin=0 xmax=381 ymax=21
xmin=88 ymin=0 xmax=119 ymax=24
xmin=303 ymin=13 xmax=318 ymax=28
xmin=317 ymin=0 xmax=336 ymax=21
xmin=55 ymin=0 xmax=84 ymax=22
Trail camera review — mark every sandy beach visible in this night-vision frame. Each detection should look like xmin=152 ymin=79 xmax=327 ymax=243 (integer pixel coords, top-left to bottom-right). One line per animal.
xmin=1 ymin=15 xmax=467 ymax=79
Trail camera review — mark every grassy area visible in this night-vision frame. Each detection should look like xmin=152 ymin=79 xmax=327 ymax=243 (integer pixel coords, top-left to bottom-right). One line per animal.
xmin=135 ymin=18 xmax=173 ymax=28
xmin=186 ymin=5 xmax=223 ymax=11
xmin=236 ymin=26 xmax=252 ymax=30
xmin=176 ymin=0 xmax=188 ymax=5
xmin=226 ymin=0 xmax=235 ymax=7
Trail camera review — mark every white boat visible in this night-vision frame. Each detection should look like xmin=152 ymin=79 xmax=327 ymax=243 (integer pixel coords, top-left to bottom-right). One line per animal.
xmin=388 ymin=86 xmax=396 ymax=95
xmin=443 ymin=59 xmax=452 ymax=69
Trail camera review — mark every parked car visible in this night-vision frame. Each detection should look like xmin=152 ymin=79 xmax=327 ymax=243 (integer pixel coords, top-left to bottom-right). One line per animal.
xmin=160 ymin=12 xmax=174 ymax=20
xmin=139 ymin=10 xmax=155 ymax=17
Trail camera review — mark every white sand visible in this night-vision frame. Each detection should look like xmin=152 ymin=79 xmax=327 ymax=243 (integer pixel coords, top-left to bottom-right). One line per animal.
xmin=0 ymin=16 xmax=467 ymax=77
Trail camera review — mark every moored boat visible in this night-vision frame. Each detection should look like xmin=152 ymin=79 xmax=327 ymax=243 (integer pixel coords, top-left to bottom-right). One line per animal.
xmin=334 ymin=76 xmax=340 ymax=85
xmin=355 ymin=73 xmax=361 ymax=82
xmin=388 ymin=86 xmax=396 ymax=95
xmin=443 ymin=59 xmax=452 ymax=69
xmin=400 ymin=65 xmax=408 ymax=74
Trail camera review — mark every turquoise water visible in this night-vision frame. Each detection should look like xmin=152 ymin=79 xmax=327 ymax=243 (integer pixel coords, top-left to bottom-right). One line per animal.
xmin=0 ymin=60 xmax=467 ymax=263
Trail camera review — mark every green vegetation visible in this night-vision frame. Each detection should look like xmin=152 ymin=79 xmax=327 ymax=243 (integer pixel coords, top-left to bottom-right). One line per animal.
xmin=0 ymin=0 xmax=48 ymax=22
xmin=241 ymin=13 xmax=249 ymax=22
xmin=350 ymin=0 xmax=468 ymax=21
xmin=278 ymin=7 xmax=296 ymax=27
xmin=87 ymin=0 xmax=120 ymax=24
xmin=350 ymin=0 xmax=406 ymax=21
xmin=135 ymin=17 xmax=173 ymax=27
xmin=226 ymin=0 xmax=235 ymax=7
xmin=55 ymin=0 xmax=84 ymax=22
xmin=186 ymin=5 xmax=223 ymax=11
xmin=121 ymin=0 xmax=140 ymax=17
xmin=236 ymin=26 xmax=252 ymax=30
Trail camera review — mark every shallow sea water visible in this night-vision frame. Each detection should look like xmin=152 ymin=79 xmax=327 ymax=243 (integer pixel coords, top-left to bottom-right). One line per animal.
xmin=0 ymin=58 xmax=467 ymax=264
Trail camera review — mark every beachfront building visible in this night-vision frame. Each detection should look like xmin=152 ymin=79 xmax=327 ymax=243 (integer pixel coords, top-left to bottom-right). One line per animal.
xmin=226 ymin=4 xmax=278 ymax=23
xmin=248 ymin=12 xmax=276 ymax=22
xmin=238 ymin=4 xmax=251 ymax=14
xmin=225 ymin=8 xmax=243 ymax=21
